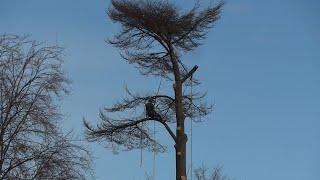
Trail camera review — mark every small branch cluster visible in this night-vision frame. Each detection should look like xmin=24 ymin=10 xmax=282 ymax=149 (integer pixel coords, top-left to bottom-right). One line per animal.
xmin=194 ymin=166 xmax=234 ymax=180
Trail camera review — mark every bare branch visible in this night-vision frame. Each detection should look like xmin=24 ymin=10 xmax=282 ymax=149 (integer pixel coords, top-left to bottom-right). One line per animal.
xmin=193 ymin=165 xmax=234 ymax=180
xmin=84 ymin=113 xmax=167 ymax=152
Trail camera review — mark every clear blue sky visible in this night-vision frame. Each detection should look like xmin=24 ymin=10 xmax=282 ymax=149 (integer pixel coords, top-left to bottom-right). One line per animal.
xmin=1 ymin=0 xmax=319 ymax=179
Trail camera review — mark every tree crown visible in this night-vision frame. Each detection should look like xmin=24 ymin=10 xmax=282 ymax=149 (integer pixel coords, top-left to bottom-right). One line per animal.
xmin=108 ymin=0 xmax=223 ymax=79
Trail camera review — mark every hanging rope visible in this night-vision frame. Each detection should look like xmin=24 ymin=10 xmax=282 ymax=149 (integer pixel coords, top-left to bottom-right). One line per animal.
xmin=153 ymin=120 xmax=156 ymax=179
xmin=139 ymin=77 xmax=163 ymax=179
xmin=140 ymin=123 xmax=143 ymax=167
xmin=152 ymin=77 xmax=162 ymax=180
xmin=190 ymin=74 xmax=194 ymax=180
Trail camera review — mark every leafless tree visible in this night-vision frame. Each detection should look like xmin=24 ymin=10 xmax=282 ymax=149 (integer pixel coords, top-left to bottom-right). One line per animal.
xmin=0 ymin=35 xmax=93 ymax=179
xmin=84 ymin=0 xmax=223 ymax=179
xmin=194 ymin=166 xmax=234 ymax=180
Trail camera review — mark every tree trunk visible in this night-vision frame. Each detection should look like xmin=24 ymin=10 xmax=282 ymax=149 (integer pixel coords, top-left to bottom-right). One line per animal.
xmin=174 ymin=81 xmax=187 ymax=180
xmin=169 ymin=47 xmax=187 ymax=180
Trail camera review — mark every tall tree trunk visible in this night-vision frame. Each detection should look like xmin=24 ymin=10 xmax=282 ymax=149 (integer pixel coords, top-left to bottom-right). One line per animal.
xmin=174 ymin=81 xmax=187 ymax=180
xmin=170 ymin=48 xmax=187 ymax=180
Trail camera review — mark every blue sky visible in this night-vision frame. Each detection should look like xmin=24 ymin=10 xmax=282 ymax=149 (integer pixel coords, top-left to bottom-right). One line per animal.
xmin=1 ymin=0 xmax=319 ymax=179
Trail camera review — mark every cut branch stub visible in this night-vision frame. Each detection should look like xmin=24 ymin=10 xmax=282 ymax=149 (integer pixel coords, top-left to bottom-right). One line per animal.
xmin=181 ymin=65 xmax=198 ymax=84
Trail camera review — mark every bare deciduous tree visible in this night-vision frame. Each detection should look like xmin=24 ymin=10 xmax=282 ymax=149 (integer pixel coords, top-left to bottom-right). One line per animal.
xmin=84 ymin=0 xmax=223 ymax=179
xmin=194 ymin=166 xmax=234 ymax=180
xmin=0 ymin=35 xmax=92 ymax=179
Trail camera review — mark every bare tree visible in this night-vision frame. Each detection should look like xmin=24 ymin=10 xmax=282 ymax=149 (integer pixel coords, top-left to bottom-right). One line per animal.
xmin=194 ymin=166 xmax=234 ymax=180
xmin=84 ymin=0 xmax=223 ymax=179
xmin=0 ymin=35 xmax=92 ymax=179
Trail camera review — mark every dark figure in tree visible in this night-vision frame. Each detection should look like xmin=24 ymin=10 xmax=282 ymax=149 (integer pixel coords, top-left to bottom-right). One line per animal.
xmin=145 ymin=98 xmax=161 ymax=119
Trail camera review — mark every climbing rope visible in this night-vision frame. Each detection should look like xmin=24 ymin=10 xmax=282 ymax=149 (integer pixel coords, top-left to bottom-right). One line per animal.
xmin=140 ymin=125 xmax=143 ymax=167
xmin=152 ymin=77 xmax=162 ymax=180
xmin=190 ymin=74 xmax=194 ymax=180
xmin=139 ymin=77 xmax=163 ymax=180
xmin=153 ymin=119 xmax=156 ymax=179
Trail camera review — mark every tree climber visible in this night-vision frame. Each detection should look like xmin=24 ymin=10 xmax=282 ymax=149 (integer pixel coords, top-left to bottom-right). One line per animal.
xmin=145 ymin=98 xmax=161 ymax=120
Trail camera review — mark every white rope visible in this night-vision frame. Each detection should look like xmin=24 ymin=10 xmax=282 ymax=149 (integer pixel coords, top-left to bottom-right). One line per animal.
xmin=190 ymin=75 xmax=194 ymax=180
xmin=153 ymin=120 xmax=156 ymax=180
xmin=153 ymin=77 xmax=162 ymax=179
xmin=140 ymin=124 xmax=143 ymax=167
xmin=140 ymin=78 xmax=163 ymax=171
